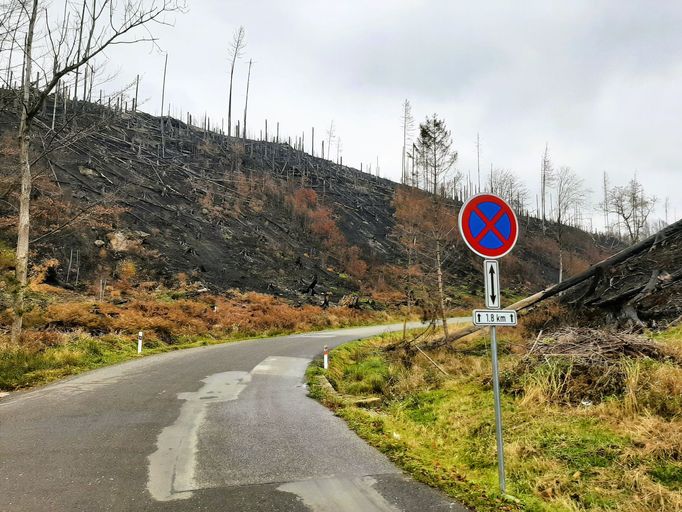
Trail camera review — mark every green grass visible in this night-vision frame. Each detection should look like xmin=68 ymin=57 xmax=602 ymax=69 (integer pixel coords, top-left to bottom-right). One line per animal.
xmin=402 ymin=389 xmax=448 ymax=425
xmin=342 ymin=355 xmax=390 ymax=394
xmin=308 ymin=330 xmax=682 ymax=512
xmin=0 ymin=334 xmax=138 ymax=389
xmin=649 ymin=461 xmax=682 ymax=490
xmin=0 ymin=314 xmax=411 ymax=392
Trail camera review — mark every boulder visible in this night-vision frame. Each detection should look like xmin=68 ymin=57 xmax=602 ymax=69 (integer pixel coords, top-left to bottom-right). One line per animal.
xmin=78 ymin=166 xmax=97 ymax=177
xmin=107 ymin=230 xmax=150 ymax=252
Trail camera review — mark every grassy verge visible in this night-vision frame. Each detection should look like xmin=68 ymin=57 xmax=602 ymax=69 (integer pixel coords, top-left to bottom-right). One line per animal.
xmin=308 ymin=327 xmax=682 ymax=512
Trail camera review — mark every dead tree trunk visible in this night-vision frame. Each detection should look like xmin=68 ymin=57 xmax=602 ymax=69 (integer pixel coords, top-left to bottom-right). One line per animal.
xmin=242 ymin=58 xmax=252 ymax=139
xmin=160 ymin=53 xmax=168 ymax=157
xmin=436 ymin=239 xmax=449 ymax=337
xmin=11 ymin=0 xmax=38 ymax=344
xmin=424 ymin=218 xmax=682 ymax=349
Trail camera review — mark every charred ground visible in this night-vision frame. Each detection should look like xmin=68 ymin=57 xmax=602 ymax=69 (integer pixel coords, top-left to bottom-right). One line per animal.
xmin=0 ymin=93 xmax=616 ymax=305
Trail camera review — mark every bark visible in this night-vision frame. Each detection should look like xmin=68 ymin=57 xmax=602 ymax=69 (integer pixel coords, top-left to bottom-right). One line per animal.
xmin=12 ymin=124 xmax=31 ymax=342
xmin=590 ymin=268 xmax=682 ymax=308
xmin=160 ymin=53 xmax=168 ymax=157
xmin=242 ymin=59 xmax=252 ymax=139
xmin=11 ymin=0 xmax=39 ymax=343
xmin=227 ymin=61 xmax=235 ymax=137
xmin=436 ymin=239 xmax=449 ymax=337
xmin=558 ymin=246 xmax=563 ymax=283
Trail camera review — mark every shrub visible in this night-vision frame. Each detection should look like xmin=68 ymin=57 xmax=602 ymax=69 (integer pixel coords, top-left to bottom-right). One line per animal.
xmin=117 ymin=259 xmax=137 ymax=285
xmin=45 ymin=302 xmax=112 ymax=332
xmin=344 ymin=246 xmax=368 ymax=279
xmin=291 ymin=188 xmax=318 ymax=215
xmin=308 ymin=207 xmax=338 ymax=239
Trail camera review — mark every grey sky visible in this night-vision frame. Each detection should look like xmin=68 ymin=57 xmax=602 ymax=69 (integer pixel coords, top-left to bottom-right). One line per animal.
xmin=107 ymin=0 xmax=682 ymax=226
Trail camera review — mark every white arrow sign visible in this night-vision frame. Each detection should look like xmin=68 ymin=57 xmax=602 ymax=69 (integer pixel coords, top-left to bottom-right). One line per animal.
xmin=484 ymin=260 xmax=500 ymax=309
xmin=472 ymin=309 xmax=517 ymax=326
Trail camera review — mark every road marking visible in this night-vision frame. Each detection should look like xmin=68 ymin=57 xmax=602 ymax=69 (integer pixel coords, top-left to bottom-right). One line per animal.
xmin=147 ymin=371 xmax=250 ymax=501
xmin=278 ymin=476 xmax=400 ymax=512
xmin=251 ymin=356 xmax=311 ymax=378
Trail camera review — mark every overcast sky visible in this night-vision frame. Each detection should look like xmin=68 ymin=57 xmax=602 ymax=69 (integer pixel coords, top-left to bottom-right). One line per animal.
xmin=106 ymin=0 xmax=682 ymax=227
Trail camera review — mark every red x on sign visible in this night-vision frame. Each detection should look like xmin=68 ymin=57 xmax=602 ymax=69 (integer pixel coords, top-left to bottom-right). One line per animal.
xmin=458 ymin=194 xmax=518 ymax=259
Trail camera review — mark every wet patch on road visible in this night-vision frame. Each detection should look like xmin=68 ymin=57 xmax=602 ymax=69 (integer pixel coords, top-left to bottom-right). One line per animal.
xmin=277 ymin=476 xmax=400 ymax=512
xmin=147 ymin=371 xmax=251 ymax=501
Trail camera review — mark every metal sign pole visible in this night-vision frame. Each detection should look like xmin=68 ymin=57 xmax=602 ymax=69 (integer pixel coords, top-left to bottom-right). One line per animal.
xmin=459 ymin=194 xmax=518 ymax=497
xmin=490 ymin=325 xmax=506 ymax=494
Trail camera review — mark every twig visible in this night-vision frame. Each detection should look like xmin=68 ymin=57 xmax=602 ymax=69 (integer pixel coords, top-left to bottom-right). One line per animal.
xmin=414 ymin=344 xmax=449 ymax=376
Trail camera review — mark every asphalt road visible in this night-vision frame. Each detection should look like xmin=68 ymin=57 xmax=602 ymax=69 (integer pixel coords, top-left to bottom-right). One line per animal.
xmin=0 ymin=320 xmax=470 ymax=512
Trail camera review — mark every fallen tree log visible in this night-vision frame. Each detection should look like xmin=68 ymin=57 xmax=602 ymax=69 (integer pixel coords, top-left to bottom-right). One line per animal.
xmin=424 ymin=218 xmax=682 ymax=349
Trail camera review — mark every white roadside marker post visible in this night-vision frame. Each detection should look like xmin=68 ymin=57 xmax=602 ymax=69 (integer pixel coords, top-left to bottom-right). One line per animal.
xmin=138 ymin=331 xmax=143 ymax=354
xmin=458 ymin=193 xmax=519 ymax=497
xmin=323 ymin=345 xmax=329 ymax=370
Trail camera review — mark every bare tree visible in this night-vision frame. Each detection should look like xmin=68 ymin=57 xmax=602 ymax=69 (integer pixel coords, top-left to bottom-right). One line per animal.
xmin=476 ymin=132 xmax=481 ymax=193
xmin=540 ymin=143 xmax=554 ymax=232
xmin=400 ymin=99 xmax=414 ymax=185
xmin=604 ymin=176 xmax=656 ymax=243
xmin=664 ymin=196 xmax=670 ymax=225
xmin=490 ymin=168 xmax=528 ymax=213
xmin=554 ymin=167 xmax=586 ymax=282
xmin=159 ymin=52 xmax=168 ymax=156
xmin=326 ymin=120 xmax=335 ymax=161
xmin=242 ymin=58 xmax=252 ymax=139
xmin=227 ymin=25 xmax=246 ymax=137
xmin=602 ymin=171 xmax=609 ymax=233
xmin=392 ymin=187 xmax=459 ymax=337
xmin=415 ymin=114 xmax=457 ymax=196
xmin=443 ymin=169 xmax=464 ymax=200
xmin=5 ymin=0 xmax=184 ymax=343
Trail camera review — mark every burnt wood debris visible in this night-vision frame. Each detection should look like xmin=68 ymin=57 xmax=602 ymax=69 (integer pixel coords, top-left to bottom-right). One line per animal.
xmin=431 ymin=218 xmax=682 ymax=348
xmin=0 ymin=90 xmax=399 ymax=302
xmin=0 ymin=89 xmax=638 ymax=309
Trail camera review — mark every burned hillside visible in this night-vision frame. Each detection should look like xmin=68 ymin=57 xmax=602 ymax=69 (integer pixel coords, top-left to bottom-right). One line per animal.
xmin=0 ymin=93 xmax=614 ymax=303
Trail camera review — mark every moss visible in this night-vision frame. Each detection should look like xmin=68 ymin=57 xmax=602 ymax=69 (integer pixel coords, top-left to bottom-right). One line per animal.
xmin=649 ymin=461 xmax=682 ymax=490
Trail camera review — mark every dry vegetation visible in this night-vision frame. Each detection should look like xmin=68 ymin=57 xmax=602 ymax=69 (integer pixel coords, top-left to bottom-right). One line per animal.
xmin=0 ymin=285 xmax=394 ymax=390
xmin=309 ymin=308 xmax=682 ymax=511
xmin=288 ymin=187 xmax=368 ymax=279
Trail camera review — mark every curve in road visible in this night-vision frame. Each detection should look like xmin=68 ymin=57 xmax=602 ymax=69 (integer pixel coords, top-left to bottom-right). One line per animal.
xmin=0 ymin=320 xmax=470 ymax=512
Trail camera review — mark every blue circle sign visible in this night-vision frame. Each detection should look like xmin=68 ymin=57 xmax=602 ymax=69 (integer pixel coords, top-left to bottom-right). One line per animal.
xmin=458 ymin=193 xmax=518 ymax=259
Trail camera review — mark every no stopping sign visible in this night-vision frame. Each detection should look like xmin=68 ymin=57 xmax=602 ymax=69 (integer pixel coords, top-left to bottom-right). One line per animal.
xmin=458 ymin=194 xmax=518 ymax=259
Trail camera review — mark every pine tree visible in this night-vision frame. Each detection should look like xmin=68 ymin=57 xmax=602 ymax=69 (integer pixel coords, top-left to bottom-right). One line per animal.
xmin=415 ymin=114 xmax=457 ymax=196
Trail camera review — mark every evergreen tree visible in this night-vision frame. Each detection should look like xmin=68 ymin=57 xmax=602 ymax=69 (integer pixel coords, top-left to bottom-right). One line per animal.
xmin=416 ymin=115 xmax=457 ymax=196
